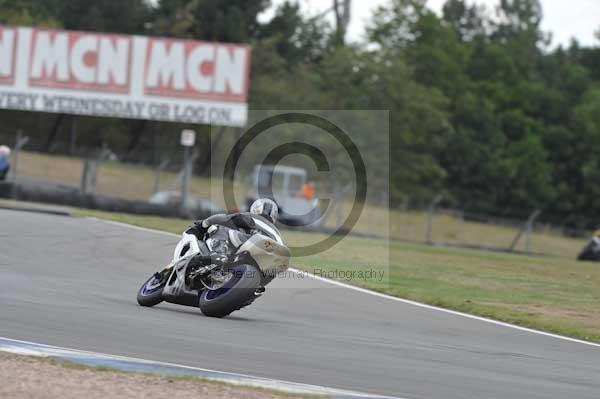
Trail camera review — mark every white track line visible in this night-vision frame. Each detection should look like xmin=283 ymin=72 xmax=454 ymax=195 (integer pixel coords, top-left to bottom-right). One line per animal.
xmin=88 ymin=217 xmax=600 ymax=349
xmin=0 ymin=336 xmax=399 ymax=399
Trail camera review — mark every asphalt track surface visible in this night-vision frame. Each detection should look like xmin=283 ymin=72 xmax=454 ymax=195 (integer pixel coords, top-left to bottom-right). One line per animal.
xmin=1 ymin=209 xmax=599 ymax=399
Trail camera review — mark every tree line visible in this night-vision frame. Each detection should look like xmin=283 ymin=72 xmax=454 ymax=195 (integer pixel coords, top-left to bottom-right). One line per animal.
xmin=1 ymin=0 xmax=599 ymax=227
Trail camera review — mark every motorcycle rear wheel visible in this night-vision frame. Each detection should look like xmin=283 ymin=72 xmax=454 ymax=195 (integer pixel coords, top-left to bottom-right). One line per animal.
xmin=199 ymin=264 xmax=261 ymax=318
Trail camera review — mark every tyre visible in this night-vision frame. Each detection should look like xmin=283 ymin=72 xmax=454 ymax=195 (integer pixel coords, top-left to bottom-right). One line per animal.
xmin=199 ymin=264 xmax=261 ymax=318
xmin=137 ymin=271 xmax=168 ymax=307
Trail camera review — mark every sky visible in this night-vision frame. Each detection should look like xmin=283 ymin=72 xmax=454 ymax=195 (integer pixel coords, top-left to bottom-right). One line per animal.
xmin=262 ymin=0 xmax=600 ymax=48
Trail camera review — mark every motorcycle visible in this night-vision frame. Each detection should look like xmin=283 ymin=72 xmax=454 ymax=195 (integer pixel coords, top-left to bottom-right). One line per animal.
xmin=136 ymin=223 xmax=291 ymax=317
xmin=577 ymin=236 xmax=600 ymax=262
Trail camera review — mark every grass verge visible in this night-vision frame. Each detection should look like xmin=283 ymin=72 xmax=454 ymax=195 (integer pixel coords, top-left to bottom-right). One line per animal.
xmin=76 ymin=209 xmax=600 ymax=343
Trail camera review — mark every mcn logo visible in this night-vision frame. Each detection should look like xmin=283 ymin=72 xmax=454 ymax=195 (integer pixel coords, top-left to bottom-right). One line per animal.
xmin=0 ymin=26 xmax=250 ymax=102
xmin=145 ymin=40 xmax=248 ymax=101
xmin=29 ymin=31 xmax=132 ymax=93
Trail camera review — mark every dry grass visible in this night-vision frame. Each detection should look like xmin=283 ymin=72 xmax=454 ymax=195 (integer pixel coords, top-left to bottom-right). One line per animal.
xmin=15 ymin=150 xmax=245 ymax=203
xmin=324 ymin=200 xmax=588 ymax=259
xmin=17 ymin=150 xmax=588 ymax=258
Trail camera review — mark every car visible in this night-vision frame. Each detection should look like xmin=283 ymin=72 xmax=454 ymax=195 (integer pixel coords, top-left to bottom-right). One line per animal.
xmin=245 ymin=165 xmax=321 ymax=228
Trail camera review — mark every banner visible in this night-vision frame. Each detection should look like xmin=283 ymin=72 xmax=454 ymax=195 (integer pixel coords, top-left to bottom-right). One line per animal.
xmin=0 ymin=25 xmax=250 ymax=127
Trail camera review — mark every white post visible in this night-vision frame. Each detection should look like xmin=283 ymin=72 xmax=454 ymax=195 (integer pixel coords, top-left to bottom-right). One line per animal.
xmin=180 ymin=129 xmax=196 ymax=212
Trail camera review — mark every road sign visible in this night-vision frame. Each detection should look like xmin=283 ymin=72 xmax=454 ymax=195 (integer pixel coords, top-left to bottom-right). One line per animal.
xmin=180 ymin=129 xmax=196 ymax=147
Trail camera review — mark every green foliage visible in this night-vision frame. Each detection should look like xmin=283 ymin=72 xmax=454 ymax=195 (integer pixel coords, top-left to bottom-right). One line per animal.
xmin=257 ymin=1 xmax=331 ymax=65
xmin=56 ymin=0 xmax=151 ymax=33
xmin=0 ymin=0 xmax=61 ymax=27
xmin=153 ymin=0 xmax=269 ymax=41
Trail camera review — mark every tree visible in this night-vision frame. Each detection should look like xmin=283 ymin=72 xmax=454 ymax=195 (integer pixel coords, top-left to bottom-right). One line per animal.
xmin=258 ymin=1 xmax=332 ymax=65
xmin=57 ymin=0 xmax=151 ymax=33
xmin=153 ymin=0 xmax=269 ymax=42
xmin=493 ymin=0 xmax=548 ymax=73
xmin=367 ymin=0 xmax=429 ymax=50
xmin=0 ymin=0 xmax=61 ymax=27
xmin=332 ymin=0 xmax=351 ymax=46
xmin=442 ymin=0 xmax=487 ymax=41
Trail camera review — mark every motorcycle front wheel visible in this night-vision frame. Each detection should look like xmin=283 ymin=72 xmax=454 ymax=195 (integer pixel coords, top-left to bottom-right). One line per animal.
xmin=137 ymin=270 xmax=169 ymax=307
xmin=199 ymin=264 xmax=261 ymax=318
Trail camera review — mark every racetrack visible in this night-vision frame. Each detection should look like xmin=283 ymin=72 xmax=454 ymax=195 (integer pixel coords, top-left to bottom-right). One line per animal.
xmin=1 ymin=209 xmax=599 ymax=399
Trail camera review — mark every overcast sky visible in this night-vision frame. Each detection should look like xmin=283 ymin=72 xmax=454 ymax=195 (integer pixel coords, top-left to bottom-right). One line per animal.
xmin=263 ymin=0 xmax=600 ymax=48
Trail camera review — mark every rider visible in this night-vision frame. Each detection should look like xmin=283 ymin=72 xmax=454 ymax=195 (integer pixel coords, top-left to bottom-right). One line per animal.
xmin=577 ymin=230 xmax=600 ymax=261
xmin=180 ymin=198 xmax=280 ymax=285
xmin=186 ymin=198 xmax=279 ymax=243
xmin=0 ymin=145 xmax=10 ymax=181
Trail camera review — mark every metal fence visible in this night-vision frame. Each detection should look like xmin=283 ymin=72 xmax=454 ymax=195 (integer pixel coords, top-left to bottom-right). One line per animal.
xmin=3 ymin=133 xmax=193 ymax=201
xmin=1 ymin=130 xmax=590 ymax=261
xmin=399 ymin=208 xmax=587 ymax=258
